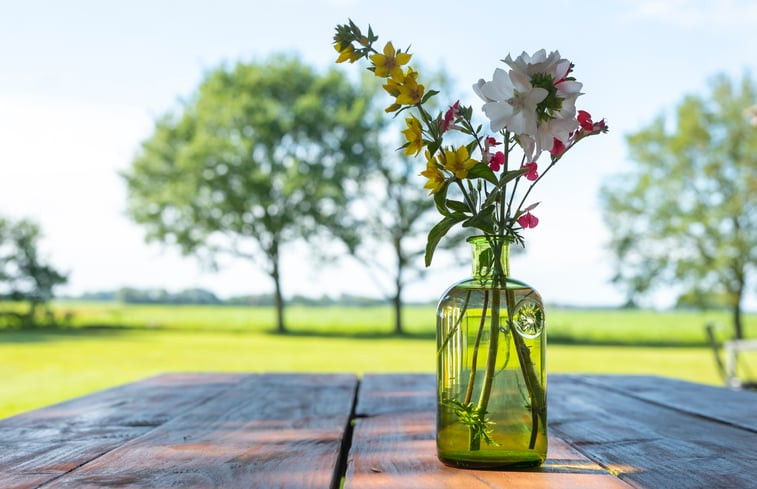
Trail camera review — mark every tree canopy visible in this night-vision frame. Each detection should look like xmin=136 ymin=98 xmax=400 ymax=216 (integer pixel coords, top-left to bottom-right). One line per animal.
xmin=0 ymin=216 xmax=67 ymax=325
xmin=601 ymin=73 xmax=756 ymax=338
xmin=124 ymin=55 xmax=382 ymax=332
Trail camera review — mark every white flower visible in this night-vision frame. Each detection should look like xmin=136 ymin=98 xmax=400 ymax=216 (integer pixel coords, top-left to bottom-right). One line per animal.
xmin=504 ymin=49 xmax=563 ymax=78
xmin=475 ymin=49 xmax=585 ymax=160
xmin=473 ymin=68 xmax=548 ymax=136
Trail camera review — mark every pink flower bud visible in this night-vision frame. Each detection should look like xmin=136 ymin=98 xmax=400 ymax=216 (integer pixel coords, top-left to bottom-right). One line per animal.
xmin=521 ymin=162 xmax=539 ymax=181
xmin=550 ymin=138 xmax=566 ymax=156
xmin=489 ymin=151 xmax=505 ymax=171
xmin=577 ymin=110 xmax=594 ymax=131
xmin=517 ymin=212 xmax=539 ymax=229
xmin=440 ymin=100 xmax=460 ymax=133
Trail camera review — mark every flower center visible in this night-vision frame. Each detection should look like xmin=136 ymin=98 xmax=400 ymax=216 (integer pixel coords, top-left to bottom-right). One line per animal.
xmin=530 ymin=73 xmax=564 ymax=122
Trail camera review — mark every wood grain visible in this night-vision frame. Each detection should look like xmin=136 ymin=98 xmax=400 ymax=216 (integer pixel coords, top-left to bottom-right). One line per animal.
xmin=3 ymin=372 xmax=755 ymax=489
xmin=549 ymin=375 xmax=757 ymax=489
xmin=41 ymin=373 xmax=358 ymax=489
xmin=575 ymin=374 xmax=757 ymax=432
xmin=346 ymin=373 xmax=634 ymax=489
xmin=0 ymin=373 xmax=244 ymax=489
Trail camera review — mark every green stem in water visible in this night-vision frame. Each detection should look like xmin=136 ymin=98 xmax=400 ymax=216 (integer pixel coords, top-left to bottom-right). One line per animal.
xmin=469 ymin=289 xmax=500 ymax=451
xmin=464 ymin=238 xmax=545 ymax=451
xmin=506 ymin=288 xmax=546 ymax=449
xmin=464 ymin=290 xmax=489 ymax=406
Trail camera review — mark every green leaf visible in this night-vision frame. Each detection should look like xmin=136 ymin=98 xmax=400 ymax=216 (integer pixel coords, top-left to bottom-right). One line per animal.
xmin=467 ymin=162 xmax=498 ymax=185
xmin=433 ymin=180 xmax=452 ymax=216
xmin=391 ymin=104 xmax=413 ymax=118
xmin=465 ymin=139 xmax=478 ymax=156
xmin=501 ymin=167 xmax=528 ymax=184
xmin=481 ymin=167 xmax=530 ymax=209
xmin=427 ymin=139 xmax=441 ymax=158
xmin=421 ymin=89 xmax=440 ymax=104
xmin=425 ymin=213 xmax=466 ymax=266
xmin=445 ymin=199 xmax=469 ymax=213
xmin=463 ymin=204 xmax=496 ymax=234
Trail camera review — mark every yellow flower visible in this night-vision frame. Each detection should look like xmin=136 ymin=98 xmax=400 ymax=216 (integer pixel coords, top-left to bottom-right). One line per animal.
xmin=442 ymin=146 xmax=477 ymax=179
xmin=420 ymin=151 xmax=446 ymax=194
xmin=385 ymin=103 xmax=401 ymax=113
xmin=369 ymin=41 xmax=412 ymax=78
xmin=402 ymin=115 xmax=424 ymax=156
xmin=382 ymin=76 xmax=401 ymax=97
xmin=396 ymin=68 xmax=425 ymax=106
xmin=382 ymin=76 xmax=403 ymax=112
xmin=334 ymin=43 xmax=361 ymax=63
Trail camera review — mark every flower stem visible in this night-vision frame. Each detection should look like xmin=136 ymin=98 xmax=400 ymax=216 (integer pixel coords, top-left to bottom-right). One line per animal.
xmin=505 ymin=288 xmax=546 ymax=449
xmin=464 ymin=290 xmax=488 ymax=406
xmin=464 ymin=238 xmax=545 ymax=452
xmin=476 ymin=289 xmax=500 ymax=409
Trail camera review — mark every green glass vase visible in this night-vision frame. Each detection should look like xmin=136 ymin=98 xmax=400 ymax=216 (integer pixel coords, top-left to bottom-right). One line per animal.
xmin=436 ymin=236 xmax=547 ymax=468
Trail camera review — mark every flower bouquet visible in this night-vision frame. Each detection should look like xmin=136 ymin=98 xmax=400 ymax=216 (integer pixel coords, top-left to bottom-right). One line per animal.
xmin=333 ymin=20 xmax=606 ymax=467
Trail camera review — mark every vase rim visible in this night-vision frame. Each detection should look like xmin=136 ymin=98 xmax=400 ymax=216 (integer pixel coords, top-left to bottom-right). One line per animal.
xmin=466 ymin=235 xmax=513 ymax=244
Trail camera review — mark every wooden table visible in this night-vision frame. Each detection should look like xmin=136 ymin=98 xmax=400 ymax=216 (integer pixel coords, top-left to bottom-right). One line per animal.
xmin=1 ymin=373 xmax=755 ymax=488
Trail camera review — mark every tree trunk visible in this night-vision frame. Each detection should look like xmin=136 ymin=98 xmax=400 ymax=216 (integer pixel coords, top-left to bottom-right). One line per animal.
xmin=393 ymin=287 xmax=403 ymax=335
xmin=270 ymin=248 xmax=286 ymax=334
xmin=731 ymin=287 xmax=743 ymax=340
xmin=393 ymin=236 xmax=404 ymax=335
xmin=27 ymin=299 xmax=39 ymax=326
xmin=728 ymin=261 xmax=745 ymax=340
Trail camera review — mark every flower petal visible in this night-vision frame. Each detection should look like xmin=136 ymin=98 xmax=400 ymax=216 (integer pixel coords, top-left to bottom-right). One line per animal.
xmin=482 ymin=102 xmax=514 ymax=132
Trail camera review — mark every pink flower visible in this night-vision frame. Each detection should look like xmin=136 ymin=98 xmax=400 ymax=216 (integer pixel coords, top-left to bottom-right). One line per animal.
xmin=489 ymin=151 xmax=505 ymax=171
xmin=577 ymin=110 xmax=594 ymax=131
xmin=518 ymin=211 xmax=539 ymax=229
xmin=521 ymin=162 xmax=538 ymax=181
xmin=486 ymin=136 xmax=501 ymax=147
xmin=550 ymin=138 xmax=566 ymax=156
xmin=440 ymin=100 xmax=460 ymax=132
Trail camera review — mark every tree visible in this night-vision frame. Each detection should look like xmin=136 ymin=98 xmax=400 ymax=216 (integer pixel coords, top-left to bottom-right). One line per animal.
xmin=350 ymin=69 xmax=467 ymax=335
xmin=124 ymin=55 xmax=381 ymax=333
xmin=0 ymin=216 xmax=68 ymax=323
xmin=600 ymin=74 xmax=756 ymax=339
xmin=354 ymin=149 xmax=437 ymax=334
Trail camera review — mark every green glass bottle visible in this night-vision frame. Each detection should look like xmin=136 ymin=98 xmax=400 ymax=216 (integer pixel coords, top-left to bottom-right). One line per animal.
xmin=436 ymin=236 xmax=547 ymax=468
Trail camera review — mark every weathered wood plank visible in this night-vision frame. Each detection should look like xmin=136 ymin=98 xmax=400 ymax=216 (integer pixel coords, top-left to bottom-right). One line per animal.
xmin=549 ymin=375 xmax=757 ymax=489
xmin=355 ymin=373 xmax=436 ymax=417
xmin=0 ymin=372 xmax=244 ymax=489
xmin=347 ymin=373 xmax=634 ymax=489
xmin=43 ymin=373 xmax=358 ymax=489
xmin=576 ymin=374 xmax=757 ymax=432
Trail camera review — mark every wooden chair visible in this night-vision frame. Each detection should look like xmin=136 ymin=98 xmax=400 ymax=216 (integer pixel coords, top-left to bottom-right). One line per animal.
xmin=705 ymin=323 xmax=757 ymax=389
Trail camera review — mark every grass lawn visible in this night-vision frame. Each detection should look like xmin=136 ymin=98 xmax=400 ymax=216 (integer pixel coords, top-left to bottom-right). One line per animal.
xmin=1 ymin=302 xmax=753 ymax=419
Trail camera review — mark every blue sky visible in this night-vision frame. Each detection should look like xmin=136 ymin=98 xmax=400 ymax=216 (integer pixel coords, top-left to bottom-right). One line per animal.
xmin=1 ymin=0 xmax=755 ymax=307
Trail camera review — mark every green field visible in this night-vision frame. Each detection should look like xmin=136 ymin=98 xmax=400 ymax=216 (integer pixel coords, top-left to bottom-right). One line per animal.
xmin=1 ymin=302 xmax=754 ymax=419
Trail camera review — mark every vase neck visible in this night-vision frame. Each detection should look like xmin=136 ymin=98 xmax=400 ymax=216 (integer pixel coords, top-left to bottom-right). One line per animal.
xmin=469 ymin=236 xmax=510 ymax=281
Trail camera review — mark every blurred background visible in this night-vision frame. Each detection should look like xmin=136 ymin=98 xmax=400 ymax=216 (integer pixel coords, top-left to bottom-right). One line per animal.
xmin=1 ymin=0 xmax=755 ymax=417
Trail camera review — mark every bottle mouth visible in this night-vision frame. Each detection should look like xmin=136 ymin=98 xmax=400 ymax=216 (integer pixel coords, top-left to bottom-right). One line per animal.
xmin=466 ymin=235 xmax=486 ymax=244
xmin=466 ymin=235 xmax=514 ymax=244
